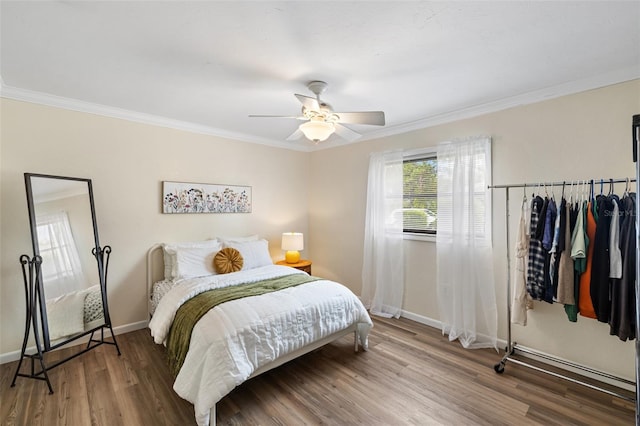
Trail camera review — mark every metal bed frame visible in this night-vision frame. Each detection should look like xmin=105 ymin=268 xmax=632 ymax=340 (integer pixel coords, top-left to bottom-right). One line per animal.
xmin=489 ymin=177 xmax=638 ymax=422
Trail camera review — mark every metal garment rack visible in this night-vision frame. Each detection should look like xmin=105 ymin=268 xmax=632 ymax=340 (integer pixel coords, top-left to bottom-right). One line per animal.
xmin=488 ymin=177 xmax=638 ymax=420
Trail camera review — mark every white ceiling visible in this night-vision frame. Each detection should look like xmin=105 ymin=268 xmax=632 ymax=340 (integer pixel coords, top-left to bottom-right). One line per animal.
xmin=2 ymin=1 xmax=639 ymax=151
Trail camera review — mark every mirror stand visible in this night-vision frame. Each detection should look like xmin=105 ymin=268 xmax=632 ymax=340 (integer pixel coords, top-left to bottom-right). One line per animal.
xmin=11 ymin=255 xmax=53 ymax=393
xmin=11 ymin=249 xmax=121 ymax=392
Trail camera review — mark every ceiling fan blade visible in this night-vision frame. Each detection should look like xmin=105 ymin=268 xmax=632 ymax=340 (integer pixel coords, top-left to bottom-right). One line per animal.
xmin=294 ymin=94 xmax=320 ymax=111
xmin=334 ymin=123 xmax=361 ymax=142
xmin=286 ymin=128 xmax=304 ymax=141
xmin=249 ymin=114 xmax=305 ymax=120
xmin=333 ymin=111 xmax=385 ymax=126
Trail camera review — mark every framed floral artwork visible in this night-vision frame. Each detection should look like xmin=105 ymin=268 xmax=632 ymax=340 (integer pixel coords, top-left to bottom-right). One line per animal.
xmin=162 ymin=181 xmax=252 ymax=214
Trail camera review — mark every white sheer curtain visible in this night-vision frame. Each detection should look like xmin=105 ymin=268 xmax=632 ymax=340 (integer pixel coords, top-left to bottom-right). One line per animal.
xmin=361 ymin=150 xmax=404 ymax=318
xmin=36 ymin=211 xmax=88 ymax=299
xmin=436 ymin=137 xmax=497 ymax=349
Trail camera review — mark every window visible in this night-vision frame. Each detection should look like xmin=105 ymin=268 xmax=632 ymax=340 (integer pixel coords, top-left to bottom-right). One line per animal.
xmin=37 ymin=220 xmax=77 ymax=283
xmin=36 ymin=211 xmax=87 ymax=298
xmin=402 ymin=153 xmax=437 ymax=234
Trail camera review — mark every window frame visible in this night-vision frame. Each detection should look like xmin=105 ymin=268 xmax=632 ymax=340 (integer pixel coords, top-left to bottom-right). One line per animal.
xmin=402 ymin=148 xmax=437 ymax=242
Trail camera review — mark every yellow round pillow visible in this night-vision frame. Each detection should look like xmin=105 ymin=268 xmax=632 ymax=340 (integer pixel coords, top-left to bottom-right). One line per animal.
xmin=214 ymin=247 xmax=244 ymax=274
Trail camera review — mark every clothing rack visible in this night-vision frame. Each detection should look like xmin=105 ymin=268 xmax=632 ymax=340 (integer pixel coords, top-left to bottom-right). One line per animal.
xmin=489 ymin=177 xmax=638 ymax=421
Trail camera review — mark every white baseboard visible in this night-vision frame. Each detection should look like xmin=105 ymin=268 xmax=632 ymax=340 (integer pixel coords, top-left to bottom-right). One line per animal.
xmin=0 ymin=320 xmax=148 ymax=365
xmin=112 ymin=320 xmax=148 ymax=336
xmin=399 ymin=309 xmax=635 ymax=391
xmin=400 ymin=309 xmax=443 ymax=330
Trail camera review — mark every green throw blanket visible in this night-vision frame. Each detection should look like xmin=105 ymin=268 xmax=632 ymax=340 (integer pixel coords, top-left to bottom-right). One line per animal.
xmin=166 ymin=273 xmax=322 ymax=377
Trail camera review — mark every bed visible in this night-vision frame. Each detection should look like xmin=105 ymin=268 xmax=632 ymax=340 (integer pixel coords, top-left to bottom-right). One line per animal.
xmin=146 ymin=237 xmax=373 ymax=426
xmin=46 ymin=284 xmax=105 ymax=341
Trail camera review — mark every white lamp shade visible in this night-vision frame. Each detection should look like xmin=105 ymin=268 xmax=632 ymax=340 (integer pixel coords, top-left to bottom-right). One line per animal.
xmin=299 ymin=120 xmax=335 ymax=142
xmin=281 ymin=232 xmax=304 ymax=251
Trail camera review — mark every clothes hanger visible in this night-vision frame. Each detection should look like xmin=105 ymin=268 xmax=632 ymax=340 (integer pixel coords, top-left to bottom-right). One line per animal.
xmin=586 ymin=180 xmax=590 ymax=202
xmin=576 ymin=180 xmax=581 ymax=203
xmin=600 ymin=178 xmax=604 ymax=196
xmin=625 ymin=177 xmax=630 ymax=197
xmin=569 ymin=180 xmax=575 ymax=204
xmin=586 ymin=179 xmax=591 ymax=202
xmin=609 ymin=178 xmax=614 ymax=197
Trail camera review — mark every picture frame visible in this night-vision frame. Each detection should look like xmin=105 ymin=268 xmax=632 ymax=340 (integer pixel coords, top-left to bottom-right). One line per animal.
xmin=162 ymin=181 xmax=252 ymax=214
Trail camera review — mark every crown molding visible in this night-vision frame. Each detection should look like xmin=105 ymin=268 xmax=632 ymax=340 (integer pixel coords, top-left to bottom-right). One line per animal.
xmin=312 ymin=66 xmax=640 ymax=150
xmin=2 ymin=66 xmax=638 ymax=153
xmin=0 ymin=84 xmax=312 ymax=152
xmin=360 ymin=66 xmax=640 ymax=143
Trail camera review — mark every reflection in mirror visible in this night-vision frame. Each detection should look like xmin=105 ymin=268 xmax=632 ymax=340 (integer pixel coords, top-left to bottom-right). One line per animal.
xmin=29 ymin=176 xmax=105 ymax=343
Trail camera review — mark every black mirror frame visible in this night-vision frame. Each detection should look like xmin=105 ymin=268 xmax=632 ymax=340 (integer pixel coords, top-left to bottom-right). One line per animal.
xmin=24 ymin=173 xmax=106 ymax=349
xmin=11 ymin=173 xmax=120 ymax=393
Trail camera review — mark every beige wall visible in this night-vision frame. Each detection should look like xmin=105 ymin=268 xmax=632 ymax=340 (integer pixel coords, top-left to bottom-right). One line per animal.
xmin=0 ymin=98 xmax=310 ymax=357
xmin=309 ymin=79 xmax=640 ymax=380
xmin=2 ymin=80 xmax=639 ymax=381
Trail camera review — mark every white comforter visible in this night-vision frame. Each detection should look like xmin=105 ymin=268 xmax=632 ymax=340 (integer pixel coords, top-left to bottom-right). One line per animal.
xmin=149 ymin=265 xmax=373 ymax=426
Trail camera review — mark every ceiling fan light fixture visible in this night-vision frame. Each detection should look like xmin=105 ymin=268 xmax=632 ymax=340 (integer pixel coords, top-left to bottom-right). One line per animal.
xmin=249 ymin=80 xmax=384 ymax=143
xmin=299 ymin=119 xmax=335 ymax=143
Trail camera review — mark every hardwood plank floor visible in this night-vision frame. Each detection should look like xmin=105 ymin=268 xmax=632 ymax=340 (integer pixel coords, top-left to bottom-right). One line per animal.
xmin=1 ymin=317 xmax=635 ymax=425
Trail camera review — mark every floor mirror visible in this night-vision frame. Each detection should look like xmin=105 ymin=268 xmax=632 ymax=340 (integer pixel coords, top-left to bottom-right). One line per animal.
xmin=11 ymin=173 xmax=120 ymax=393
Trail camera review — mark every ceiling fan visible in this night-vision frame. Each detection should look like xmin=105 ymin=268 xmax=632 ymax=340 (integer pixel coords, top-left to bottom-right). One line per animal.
xmin=250 ymin=81 xmax=385 ymax=143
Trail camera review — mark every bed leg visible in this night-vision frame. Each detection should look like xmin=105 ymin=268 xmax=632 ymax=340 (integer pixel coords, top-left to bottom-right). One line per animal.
xmin=209 ymin=405 xmax=216 ymax=426
xmin=354 ymin=330 xmax=358 ymax=352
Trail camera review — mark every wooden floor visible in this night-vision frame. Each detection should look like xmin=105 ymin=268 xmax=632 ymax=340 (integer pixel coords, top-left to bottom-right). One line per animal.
xmin=1 ymin=317 xmax=635 ymax=425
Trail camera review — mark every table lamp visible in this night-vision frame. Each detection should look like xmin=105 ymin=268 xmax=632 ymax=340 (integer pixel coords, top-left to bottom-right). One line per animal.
xmin=282 ymin=232 xmax=303 ymax=264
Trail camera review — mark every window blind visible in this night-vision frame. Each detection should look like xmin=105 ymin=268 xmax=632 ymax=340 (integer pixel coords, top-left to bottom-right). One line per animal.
xmin=402 ymin=156 xmax=437 ymax=234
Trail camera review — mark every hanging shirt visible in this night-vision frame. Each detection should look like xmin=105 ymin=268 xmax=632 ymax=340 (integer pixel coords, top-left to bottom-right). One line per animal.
xmin=524 ymin=195 xmax=532 ymax=238
xmin=590 ymin=194 xmax=613 ymax=323
xmin=534 ymin=197 xmax=549 ymax=241
xmin=609 ymin=198 xmax=622 ymax=279
xmin=564 ymin=202 xmax=581 ymax=322
xmin=542 ymin=199 xmax=557 ymax=303
xmin=609 ymin=193 xmax=636 ymax=341
xmin=571 ymin=201 xmax=589 ymax=266
xmin=571 ymin=200 xmax=587 ymax=270
xmin=557 ymin=202 xmax=575 ymax=305
xmin=550 ymin=199 xmax=562 ymax=254
xmin=512 ymin=197 xmax=533 ymax=325
xmin=527 ymin=196 xmax=546 ymax=300
xmin=542 ymin=198 xmax=557 ymax=251
xmin=549 ymin=198 xmax=565 ymax=300
xmin=578 ymin=200 xmax=597 ymax=319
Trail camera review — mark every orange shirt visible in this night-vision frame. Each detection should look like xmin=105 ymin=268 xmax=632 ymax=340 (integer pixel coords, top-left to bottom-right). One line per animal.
xmin=578 ymin=201 xmax=597 ymax=318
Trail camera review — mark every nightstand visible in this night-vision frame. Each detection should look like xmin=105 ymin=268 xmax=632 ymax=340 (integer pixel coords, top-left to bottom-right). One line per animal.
xmin=276 ymin=259 xmax=312 ymax=274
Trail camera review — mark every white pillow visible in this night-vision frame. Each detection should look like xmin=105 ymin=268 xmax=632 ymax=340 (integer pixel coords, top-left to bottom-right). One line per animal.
xmin=223 ymin=239 xmax=272 ymax=270
xmin=162 ymin=245 xmax=176 ymax=280
xmin=174 ymin=240 xmax=223 ymax=279
xmin=217 ymin=234 xmax=259 ymax=244
xmin=46 ymin=290 xmax=87 ymax=340
xmin=163 ymin=240 xmax=220 ymax=280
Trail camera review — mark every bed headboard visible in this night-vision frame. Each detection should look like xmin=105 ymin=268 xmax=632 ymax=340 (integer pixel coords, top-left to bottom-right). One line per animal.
xmin=147 ymin=244 xmax=164 ymax=318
